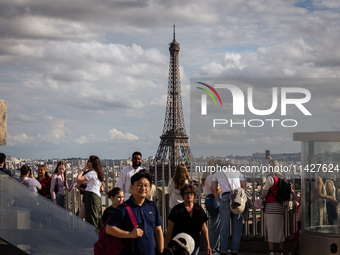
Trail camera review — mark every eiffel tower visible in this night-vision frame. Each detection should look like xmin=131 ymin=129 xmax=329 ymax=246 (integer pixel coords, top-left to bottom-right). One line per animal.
xmin=152 ymin=26 xmax=193 ymax=182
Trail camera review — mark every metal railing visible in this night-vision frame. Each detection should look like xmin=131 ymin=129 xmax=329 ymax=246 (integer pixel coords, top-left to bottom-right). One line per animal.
xmin=7 ymin=159 xmax=299 ymax=239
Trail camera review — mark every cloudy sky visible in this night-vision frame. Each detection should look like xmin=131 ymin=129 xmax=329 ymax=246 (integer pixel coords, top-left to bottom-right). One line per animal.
xmin=1 ymin=0 xmax=340 ymax=160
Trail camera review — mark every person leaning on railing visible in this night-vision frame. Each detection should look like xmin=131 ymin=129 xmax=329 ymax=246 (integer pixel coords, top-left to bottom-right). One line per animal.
xmin=51 ymin=160 xmax=76 ymax=209
xmin=259 ymin=157 xmax=285 ymax=255
xmin=75 ymin=155 xmax=104 ymax=229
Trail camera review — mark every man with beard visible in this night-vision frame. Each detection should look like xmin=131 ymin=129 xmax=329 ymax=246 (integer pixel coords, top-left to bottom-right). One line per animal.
xmin=118 ymin=151 xmax=143 ymax=201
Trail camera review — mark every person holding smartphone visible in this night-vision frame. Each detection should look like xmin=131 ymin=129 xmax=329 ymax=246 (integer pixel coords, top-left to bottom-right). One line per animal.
xmin=75 ymin=155 xmax=104 ymax=229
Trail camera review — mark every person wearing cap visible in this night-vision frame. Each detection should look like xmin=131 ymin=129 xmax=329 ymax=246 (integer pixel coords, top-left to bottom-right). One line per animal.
xmin=165 ymin=233 xmax=195 ymax=255
xmin=167 ymin=183 xmax=211 ymax=255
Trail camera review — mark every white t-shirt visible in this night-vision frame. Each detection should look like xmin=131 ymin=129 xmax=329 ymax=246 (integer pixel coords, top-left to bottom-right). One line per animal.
xmin=117 ymin=166 xmax=143 ymax=201
xmin=203 ymin=174 xmax=220 ymax=196
xmin=168 ymin=178 xmax=189 ymax=208
xmin=212 ymin=170 xmax=245 ymax=193
xmin=84 ymin=170 xmax=102 ymax=198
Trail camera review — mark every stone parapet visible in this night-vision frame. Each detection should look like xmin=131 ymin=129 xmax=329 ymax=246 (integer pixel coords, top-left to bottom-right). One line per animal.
xmin=0 ymin=100 xmax=7 ymax=145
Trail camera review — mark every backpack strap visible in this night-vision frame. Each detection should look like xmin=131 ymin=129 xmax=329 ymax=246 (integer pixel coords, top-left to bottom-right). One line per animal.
xmin=21 ymin=177 xmax=28 ymax=184
xmin=222 ymin=171 xmax=234 ymax=191
xmin=122 ymin=202 xmax=138 ymax=252
xmin=123 ymin=202 xmax=138 ymax=228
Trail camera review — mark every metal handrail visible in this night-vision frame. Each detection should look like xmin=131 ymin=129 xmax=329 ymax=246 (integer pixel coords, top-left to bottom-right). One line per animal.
xmin=7 ymin=159 xmax=298 ymax=239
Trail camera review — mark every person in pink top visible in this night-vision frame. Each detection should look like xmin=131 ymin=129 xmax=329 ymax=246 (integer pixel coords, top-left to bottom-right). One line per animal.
xmin=50 ymin=160 xmax=76 ymax=208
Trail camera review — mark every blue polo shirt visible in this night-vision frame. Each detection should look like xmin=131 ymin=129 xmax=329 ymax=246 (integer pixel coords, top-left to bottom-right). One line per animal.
xmin=107 ymin=197 xmax=162 ymax=255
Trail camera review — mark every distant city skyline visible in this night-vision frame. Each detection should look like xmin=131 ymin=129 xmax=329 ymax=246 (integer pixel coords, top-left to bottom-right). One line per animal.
xmin=6 ymin=151 xmax=301 ymax=162
xmin=1 ymin=1 xmax=340 ymax=159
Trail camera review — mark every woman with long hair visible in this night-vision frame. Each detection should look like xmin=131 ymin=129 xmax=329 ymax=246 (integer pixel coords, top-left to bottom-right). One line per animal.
xmin=75 ymin=155 xmax=104 ymax=229
xmin=168 ymin=164 xmax=192 ymax=211
xmin=51 ymin=161 xmax=76 ymax=208
xmin=37 ymin=164 xmax=51 ymax=199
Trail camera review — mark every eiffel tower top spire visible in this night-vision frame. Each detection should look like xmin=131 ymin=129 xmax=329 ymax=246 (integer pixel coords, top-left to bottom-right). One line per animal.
xmin=169 ymin=24 xmax=180 ymax=51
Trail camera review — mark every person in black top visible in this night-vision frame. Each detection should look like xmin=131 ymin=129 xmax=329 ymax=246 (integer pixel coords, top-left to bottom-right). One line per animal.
xmin=102 ymin=187 xmax=124 ymax=223
xmin=167 ymin=183 xmax=211 ymax=255
xmin=0 ymin=153 xmax=12 ymax=177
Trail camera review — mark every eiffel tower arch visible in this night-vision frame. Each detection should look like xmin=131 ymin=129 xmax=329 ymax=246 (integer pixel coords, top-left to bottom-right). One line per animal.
xmin=151 ymin=26 xmax=193 ymax=183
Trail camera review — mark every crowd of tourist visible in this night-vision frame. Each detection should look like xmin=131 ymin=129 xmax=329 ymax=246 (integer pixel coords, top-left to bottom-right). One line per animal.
xmin=0 ymin=151 xmax=305 ymax=255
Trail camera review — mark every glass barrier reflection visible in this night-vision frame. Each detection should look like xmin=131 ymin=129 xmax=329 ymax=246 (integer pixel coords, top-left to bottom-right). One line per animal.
xmin=0 ymin=171 xmax=97 ymax=255
xmin=302 ymin=141 xmax=340 ymax=235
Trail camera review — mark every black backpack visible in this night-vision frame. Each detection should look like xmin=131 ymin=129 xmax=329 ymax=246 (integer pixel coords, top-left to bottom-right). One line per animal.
xmin=270 ymin=175 xmax=291 ymax=202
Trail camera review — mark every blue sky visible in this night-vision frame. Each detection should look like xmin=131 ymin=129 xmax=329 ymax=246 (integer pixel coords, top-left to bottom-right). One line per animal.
xmin=0 ymin=0 xmax=340 ymax=160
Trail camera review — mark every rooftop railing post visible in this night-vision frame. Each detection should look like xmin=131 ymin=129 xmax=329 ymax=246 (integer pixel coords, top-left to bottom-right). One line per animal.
xmin=13 ymin=162 xmax=16 ymax=178
xmin=252 ymin=164 xmax=256 ymax=237
xmin=113 ymin=161 xmax=116 ymax=188
xmin=105 ymin=161 xmax=109 ymax=209
xmin=198 ymin=167 xmax=201 ymax=206
xmin=78 ymin=160 xmax=81 ymax=218
xmin=154 ymin=162 xmax=158 ymax=203
xmin=71 ymin=161 xmax=75 ymax=214
xmin=162 ymin=161 xmax=165 ymax=233
xmin=244 ymin=161 xmax=249 ymax=238
xmin=168 ymin=160 xmax=171 ymax=186
xmin=260 ymin=163 xmax=264 ymax=238
xmin=65 ymin=161 xmax=69 ymax=212
xmin=0 ymin=178 xmax=3 ymax=229
xmin=292 ymin=171 xmax=296 ymax=235
xmin=32 ymin=161 xmax=35 ymax=178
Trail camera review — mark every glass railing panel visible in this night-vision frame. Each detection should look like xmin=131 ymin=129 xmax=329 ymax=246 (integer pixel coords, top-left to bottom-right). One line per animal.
xmin=0 ymin=172 xmax=97 ymax=255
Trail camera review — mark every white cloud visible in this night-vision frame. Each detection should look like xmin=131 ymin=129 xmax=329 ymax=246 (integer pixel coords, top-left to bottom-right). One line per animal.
xmin=106 ymin=128 xmax=139 ymax=142
xmin=8 ymin=133 xmax=34 ymax=146
xmin=74 ymin=134 xmax=97 ymax=144
xmin=199 ymin=38 xmax=340 ymax=78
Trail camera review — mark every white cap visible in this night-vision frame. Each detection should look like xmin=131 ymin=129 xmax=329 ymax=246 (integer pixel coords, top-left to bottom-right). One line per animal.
xmin=172 ymin=233 xmax=195 ymax=255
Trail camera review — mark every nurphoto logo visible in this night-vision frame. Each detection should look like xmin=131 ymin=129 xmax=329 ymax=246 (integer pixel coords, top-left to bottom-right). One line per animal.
xmin=195 ymin=82 xmax=312 ymax=128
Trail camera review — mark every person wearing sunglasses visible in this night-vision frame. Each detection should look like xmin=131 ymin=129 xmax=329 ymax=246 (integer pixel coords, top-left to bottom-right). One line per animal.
xmin=167 ymin=183 xmax=211 ymax=255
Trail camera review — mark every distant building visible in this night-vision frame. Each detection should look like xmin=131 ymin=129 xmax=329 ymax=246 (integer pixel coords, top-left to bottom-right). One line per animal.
xmin=252 ymin=152 xmax=265 ymax=158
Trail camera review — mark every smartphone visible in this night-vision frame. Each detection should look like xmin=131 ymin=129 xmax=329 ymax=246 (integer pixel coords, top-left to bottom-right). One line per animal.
xmin=265 ymin=150 xmax=270 ymax=159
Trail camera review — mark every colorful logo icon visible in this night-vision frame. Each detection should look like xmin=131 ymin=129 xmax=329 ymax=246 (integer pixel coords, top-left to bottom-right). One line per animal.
xmin=196 ymin=82 xmax=223 ymax=106
xmin=196 ymin=82 xmax=223 ymax=115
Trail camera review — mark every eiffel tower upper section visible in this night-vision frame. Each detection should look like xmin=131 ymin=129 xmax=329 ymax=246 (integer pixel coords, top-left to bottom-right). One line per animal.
xmin=154 ymin=26 xmax=192 ymax=166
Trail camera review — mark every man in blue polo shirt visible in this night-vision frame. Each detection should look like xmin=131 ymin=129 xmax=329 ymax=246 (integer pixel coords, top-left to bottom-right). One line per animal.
xmin=106 ymin=170 xmax=164 ymax=255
